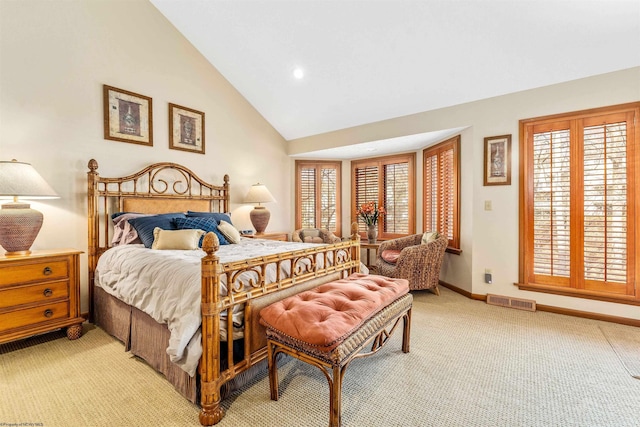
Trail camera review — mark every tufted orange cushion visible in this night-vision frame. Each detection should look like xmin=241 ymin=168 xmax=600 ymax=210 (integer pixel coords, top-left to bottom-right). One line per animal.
xmin=260 ymin=273 xmax=409 ymax=352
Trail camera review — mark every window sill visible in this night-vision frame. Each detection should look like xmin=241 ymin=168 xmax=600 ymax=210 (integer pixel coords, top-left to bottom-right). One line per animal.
xmin=446 ymin=247 xmax=462 ymax=255
xmin=515 ymin=282 xmax=640 ymax=306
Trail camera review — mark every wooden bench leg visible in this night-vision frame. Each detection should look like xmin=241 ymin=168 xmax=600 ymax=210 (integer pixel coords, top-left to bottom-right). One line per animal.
xmin=329 ymin=365 xmax=343 ymax=427
xmin=267 ymin=340 xmax=280 ymax=401
xmin=402 ymin=307 xmax=412 ymax=353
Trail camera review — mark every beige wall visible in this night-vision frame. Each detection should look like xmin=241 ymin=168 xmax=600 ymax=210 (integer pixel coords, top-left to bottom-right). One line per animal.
xmin=289 ymin=67 xmax=640 ymax=321
xmin=0 ymin=0 xmax=289 ymax=311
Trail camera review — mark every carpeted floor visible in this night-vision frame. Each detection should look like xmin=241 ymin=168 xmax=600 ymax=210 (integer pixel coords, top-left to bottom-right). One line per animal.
xmin=599 ymin=323 xmax=640 ymax=379
xmin=1 ymin=287 xmax=639 ymax=427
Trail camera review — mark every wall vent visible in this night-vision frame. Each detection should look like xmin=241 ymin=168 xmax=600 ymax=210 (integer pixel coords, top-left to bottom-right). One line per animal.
xmin=487 ymin=294 xmax=536 ymax=312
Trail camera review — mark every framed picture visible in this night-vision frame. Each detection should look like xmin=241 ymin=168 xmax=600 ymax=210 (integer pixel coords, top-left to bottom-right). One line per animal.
xmin=103 ymin=85 xmax=153 ymax=146
xmin=483 ymin=134 xmax=511 ymax=186
xmin=169 ymin=103 xmax=205 ymax=154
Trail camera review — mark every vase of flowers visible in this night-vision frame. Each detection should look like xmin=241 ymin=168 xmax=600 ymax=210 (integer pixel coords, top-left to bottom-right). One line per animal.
xmin=357 ymin=201 xmax=385 ymax=243
xmin=366 ymin=224 xmax=378 ymax=244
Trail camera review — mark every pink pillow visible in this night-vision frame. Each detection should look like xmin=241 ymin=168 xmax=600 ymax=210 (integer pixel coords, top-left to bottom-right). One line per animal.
xmin=381 ymin=249 xmax=401 ymax=264
xmin=112 ymin=213 xmax=151 ymax=245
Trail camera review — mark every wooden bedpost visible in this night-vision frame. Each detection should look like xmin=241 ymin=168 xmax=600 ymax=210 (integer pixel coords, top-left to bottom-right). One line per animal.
xmin=199 ymin=231 xmax=224 ymax=426
xmin=87 ymin=159 xmax=99 ymax=322
xmin=222 ymin=174 xmax=230 ymax=214
xmin=350 ymin=222 xmax=361 ymax=274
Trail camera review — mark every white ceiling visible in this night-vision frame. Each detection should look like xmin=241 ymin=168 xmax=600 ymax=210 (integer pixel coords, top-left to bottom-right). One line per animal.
xmin=150 ymin=0 xmax=640 ymax=157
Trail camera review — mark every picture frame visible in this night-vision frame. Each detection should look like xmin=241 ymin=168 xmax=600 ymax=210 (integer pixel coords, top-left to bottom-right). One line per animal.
xmin=103 ymin=85 xmax=153 ymax=146
xmin=169 ymin=103 xmax=205 ymax=154
xmin=483 ymin=134 xmax=511 ymax=186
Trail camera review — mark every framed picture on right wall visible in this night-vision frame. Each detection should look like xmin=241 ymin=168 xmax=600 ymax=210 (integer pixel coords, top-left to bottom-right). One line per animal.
xmin=169 ymin=103 xmax=205 ymax=154
xmin=484 ymin=134 xmax=511 ymax=186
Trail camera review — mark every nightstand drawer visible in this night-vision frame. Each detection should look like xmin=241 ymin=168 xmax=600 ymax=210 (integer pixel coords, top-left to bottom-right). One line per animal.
xmin=0 ymin=280 xmax=69 ymax=310
xmin=0 ymin=259 xmax=69 ymax=287
xmin=0 ymin=301 xmax=69 ymax=332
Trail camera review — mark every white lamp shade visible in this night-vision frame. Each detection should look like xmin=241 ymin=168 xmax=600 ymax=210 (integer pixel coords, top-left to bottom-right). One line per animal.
xmin=0 ymin=160 xmax=59 ymax=199
xmin=244 ymin=183 xmax=276 ymax=205
xmin=0 ymin=160 xmax=59 ymax=254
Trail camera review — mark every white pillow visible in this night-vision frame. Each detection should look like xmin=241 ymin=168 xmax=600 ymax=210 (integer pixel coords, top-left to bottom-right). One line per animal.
xmin=421 ymin=231 xmax=439 ymax=245
xmin=151 ymin=227 xmax=204 ymax=250
xmin=217 ymin=220 xmax=241 ymax=244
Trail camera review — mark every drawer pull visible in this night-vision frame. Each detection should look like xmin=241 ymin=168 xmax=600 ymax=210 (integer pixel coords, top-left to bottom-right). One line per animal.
xmin=43 ymin=288 xmax=53 ymax=297
xmin=43 ymin=266 xmax=53 ymax=276
xmin=44 ymin=309 xmax=53 ymax=318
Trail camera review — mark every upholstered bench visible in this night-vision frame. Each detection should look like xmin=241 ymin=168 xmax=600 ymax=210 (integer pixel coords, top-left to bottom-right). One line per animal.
xmin=259 ymin=273 xmax=412 ymax=427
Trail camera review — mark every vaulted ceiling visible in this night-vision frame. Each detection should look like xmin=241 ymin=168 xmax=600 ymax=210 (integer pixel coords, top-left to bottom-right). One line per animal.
xmin=150 ymin=0 xmax=640 ymax=151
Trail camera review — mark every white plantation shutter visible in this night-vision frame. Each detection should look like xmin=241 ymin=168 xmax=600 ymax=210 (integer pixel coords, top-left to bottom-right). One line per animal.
xmin=521 ymin=104 xmax=638 ymax=300
xmin=423 ymin=136 xmax=460 ymax=250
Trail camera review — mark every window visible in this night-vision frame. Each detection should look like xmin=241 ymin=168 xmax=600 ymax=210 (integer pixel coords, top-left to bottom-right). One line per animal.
xmin=423 ymin=136 xmax=461 ymax=253
xmin=351 ymin=153 xmax=416 ymax=240
xmin=519 ymin=103 xmax=639 ymax=303
xmin=295 ymin=161 xmax=341 ymax=235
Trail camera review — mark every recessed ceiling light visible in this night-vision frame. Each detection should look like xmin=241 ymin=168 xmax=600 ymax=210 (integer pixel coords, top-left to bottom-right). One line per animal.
xmin=293 ymin=67 xmax=304 ymax=79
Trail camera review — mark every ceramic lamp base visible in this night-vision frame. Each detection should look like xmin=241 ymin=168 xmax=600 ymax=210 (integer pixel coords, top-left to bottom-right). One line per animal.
xmin=250 ymin=206 xmax=271 ymax=234
xmin=0 ymin=202 xmax=43 ymax=255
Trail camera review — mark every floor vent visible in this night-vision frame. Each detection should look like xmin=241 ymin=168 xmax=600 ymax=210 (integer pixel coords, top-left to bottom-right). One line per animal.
xmin=487 ymin=294 xmax=536 ymax=312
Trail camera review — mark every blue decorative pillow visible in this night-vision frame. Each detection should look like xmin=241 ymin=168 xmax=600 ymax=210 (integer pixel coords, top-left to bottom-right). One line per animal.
xmin=174 ymin=216 xmax=229 ymax=246
xmin=186 ymin=211 xmax=233 ymax=225
xmin=128 ymin=213 xmax=187 ymax=248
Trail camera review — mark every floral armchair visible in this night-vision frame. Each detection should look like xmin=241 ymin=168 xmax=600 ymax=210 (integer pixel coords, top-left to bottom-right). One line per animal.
xmin=292 ymin=228 xmax=341 ymax=244
xmin=375 ymin=233 xmax=448 ymax=294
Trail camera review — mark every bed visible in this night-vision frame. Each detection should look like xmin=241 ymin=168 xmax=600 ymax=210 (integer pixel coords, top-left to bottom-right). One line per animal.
xmin=86 ymin=159 xmax=362 ymax=425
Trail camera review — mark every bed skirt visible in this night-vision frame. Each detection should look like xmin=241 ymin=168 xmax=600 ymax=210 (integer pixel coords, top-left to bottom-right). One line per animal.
xmin=92 ymin=271 xmax=345 ymax=406
xmin=94 ymin=286 xmax=198 ymax=403
xmin=93 ymin=287 xmax=278 ymax=404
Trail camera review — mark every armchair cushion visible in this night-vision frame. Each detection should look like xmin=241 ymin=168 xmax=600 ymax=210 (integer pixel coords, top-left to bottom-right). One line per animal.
xmin=292 ymin=228 xmax=341 ymax=244
xmin=421 ymin=231 xmax=439 ymax=244
xmin=302 ymin=229 xmax=323 ymax=243
xmin=381 ymin=249 xmax=401 ymax=264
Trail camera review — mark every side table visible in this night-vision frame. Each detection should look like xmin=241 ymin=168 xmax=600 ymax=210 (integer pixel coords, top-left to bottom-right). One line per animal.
xmin=360 ymin=242 xmax=381 ymax=273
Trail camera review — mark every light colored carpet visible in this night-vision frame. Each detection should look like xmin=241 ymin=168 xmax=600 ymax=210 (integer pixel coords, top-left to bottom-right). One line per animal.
xmin=599 ymin=324 xmax=640 ymax=379
xmin=1 ymin=287 xmax=639 ymax=427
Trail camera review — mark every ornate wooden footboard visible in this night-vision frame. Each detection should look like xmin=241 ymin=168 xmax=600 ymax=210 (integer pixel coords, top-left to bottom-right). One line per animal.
xmin=86 ymin=159 xmax=361 ymax=425
xmin=199 ymin=227 xmax=361 ymax=425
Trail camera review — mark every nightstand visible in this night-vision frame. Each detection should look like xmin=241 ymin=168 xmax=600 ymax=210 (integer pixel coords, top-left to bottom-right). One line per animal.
xmin=242 ymin=232 xmax=289 ymax=241
xmin=0 ymin=249 xmax=84 ymax=344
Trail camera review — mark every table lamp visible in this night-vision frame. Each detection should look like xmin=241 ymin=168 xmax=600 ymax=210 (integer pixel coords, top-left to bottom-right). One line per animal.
xmin=0 ymin=159 xmax=59 ymax=255
xmin=244 ymin=183 xmax=276 ymax=235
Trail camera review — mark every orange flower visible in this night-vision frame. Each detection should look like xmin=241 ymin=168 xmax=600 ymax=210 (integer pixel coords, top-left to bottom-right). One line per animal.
xmin=357 ymin=201 xmax=385 ymax=226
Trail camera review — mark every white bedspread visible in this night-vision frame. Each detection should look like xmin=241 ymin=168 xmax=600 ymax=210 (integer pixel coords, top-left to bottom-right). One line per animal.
xmin=95 ymin=238 xmax=358 ymax=376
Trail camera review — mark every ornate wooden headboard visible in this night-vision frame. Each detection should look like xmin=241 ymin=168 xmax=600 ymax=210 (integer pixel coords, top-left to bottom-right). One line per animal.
xmin=86 ymin=159 xmax=230 ymax=317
